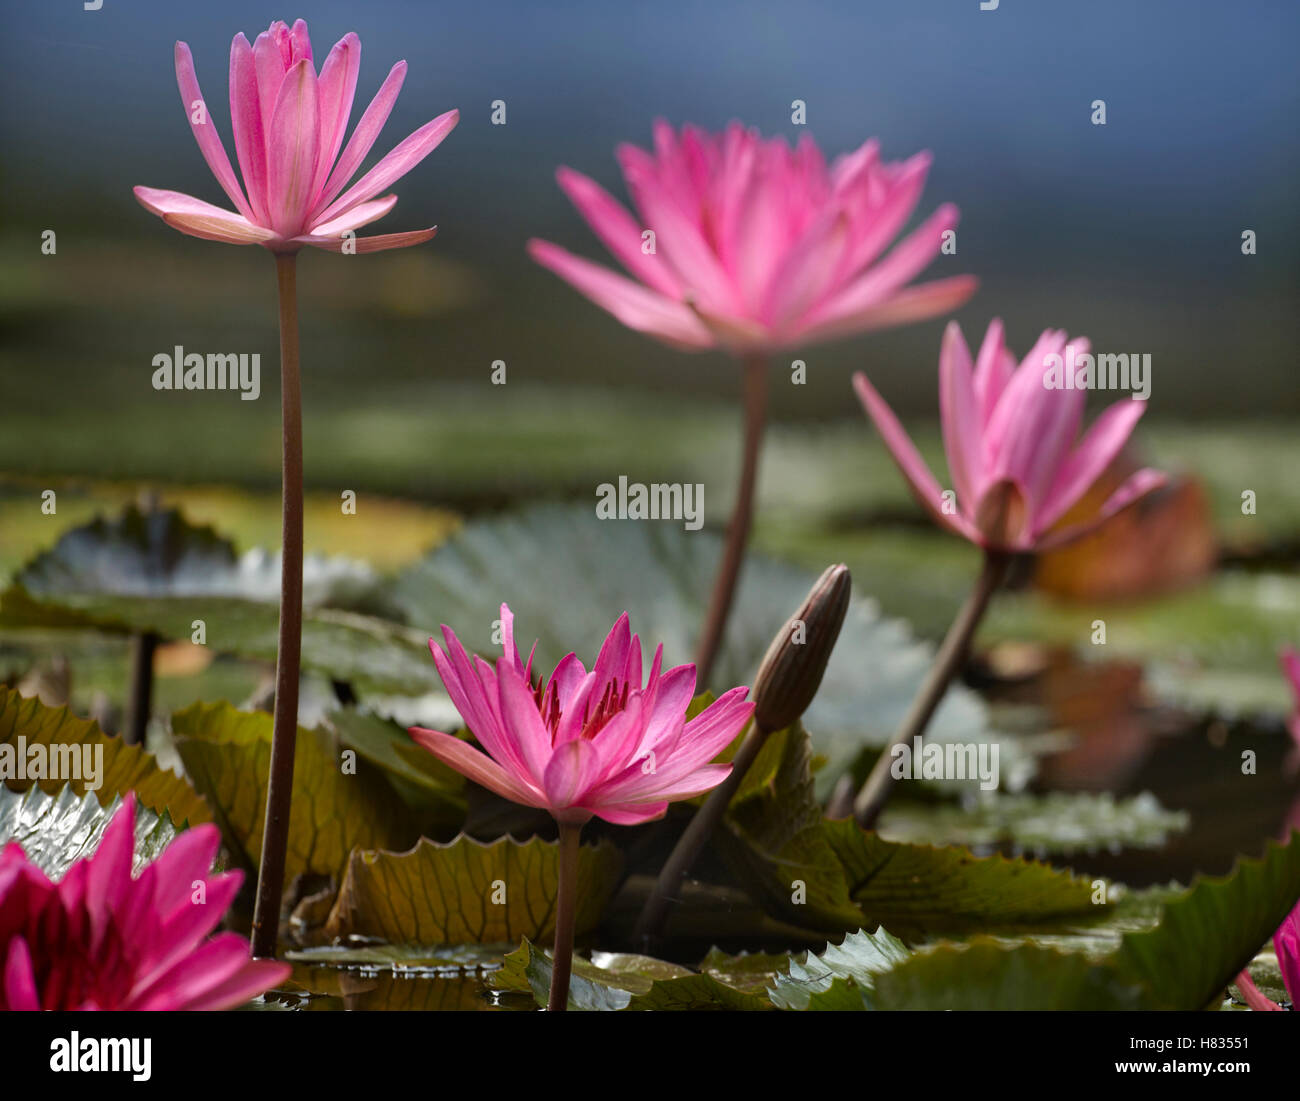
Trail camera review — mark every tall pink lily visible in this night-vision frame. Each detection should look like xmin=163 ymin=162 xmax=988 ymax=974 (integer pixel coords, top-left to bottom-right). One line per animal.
xmin=133 ymin=18 xmax=457 ymax=960
xmin=839 ymin=319 xmax=1167 ymax=827
xmin=410 ymin=604 xmax=755 ymax=1009
xmin=530 ymin=122 xmax=975 ymax=688
xmin=1 ymin=795 xmax=289 ymax=1011
xmin=134 ymin=20 xmax=457 ymax=253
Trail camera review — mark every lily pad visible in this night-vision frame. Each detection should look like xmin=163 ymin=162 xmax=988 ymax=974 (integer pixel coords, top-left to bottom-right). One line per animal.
xmin=173 ymin=701 xmax=417 ymax=884
xmin=868 ymin=831 xmax=1300 ymax=1010
xmin=716 ymin=720 xmax=1098 ymax=937
xmin=876 ymin=791 xmax=1190 ymax=856
xmin=767 ymin=926 xmax=910 ymax=1010
xmin=321 ymin=707 xmax=467 ymax=823
xmin=0 ymin=506 xmax=441 ymax=695
xmin=0 ymin=684 xmax=208 ymax=826
xmin=488 ymin=938 xmax=770 ymax=1010
xmin=284 ymin=943 xmax=508 ymax=973
xmin=0 ymin=783 xmax=178 ymax=880
xmin=323 ymin=833 xmax=625 ymax=946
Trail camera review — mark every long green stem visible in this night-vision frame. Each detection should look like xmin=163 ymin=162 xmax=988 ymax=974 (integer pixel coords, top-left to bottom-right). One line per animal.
xmin=695 ymin=355 xmax=768 ymax=688
xmin=250 ymin=252 xmax=304 ymax=960
xmin=846 ymin=550 xmax=1010 ymax=828
xmin=547 ymin=821 xmax=583 ymax=1011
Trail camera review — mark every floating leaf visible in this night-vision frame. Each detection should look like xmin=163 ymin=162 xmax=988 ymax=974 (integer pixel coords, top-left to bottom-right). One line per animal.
xmin=321 ymin=707 xmax=466 ymax=823
xmin=696 ymin=947 xmax=791 ymax=996
xmin=823 ymin=818 xmax=1100 ymax=938
xmin=870 ymin=833 xmax=1300 ymax=1010
xmin=1111 ymin=830 xmax=1300 ymax=1010
xmin=324 ymin=834 xmax=624 ymax=946
xmin=173 ymin=701 xmax=416 ymax=884
xmin=284 ymin=943 xmax=507 ymax=972
xmin=877 ymin=791 xmax=1190 ymax=856
xmin=489 ymin=938 xmax=770 ymax=1010
xmin=0 ymin=784 xmax=178 ymax=880
xmin=2 ymin=587 xmax=441 ymax=697
xmin=0 ymin=505 xmax=441 ymax=695
xmin=768 ymin=927 xmax=910 ymax=1010
xmin=870 ymin=939 xmax=1145 ymax=1010
xmin=0 ymin=685 xmax=208 ymax=826
xmin=717 ymin=721 xmax=1096 ymax=937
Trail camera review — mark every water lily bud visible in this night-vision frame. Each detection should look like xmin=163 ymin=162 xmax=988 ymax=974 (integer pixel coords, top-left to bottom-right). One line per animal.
xmin=752 ymin=564 xmax=851 ymax=732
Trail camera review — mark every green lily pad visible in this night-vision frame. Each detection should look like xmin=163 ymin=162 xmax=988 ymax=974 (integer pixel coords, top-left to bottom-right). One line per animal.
xmin=716 ymin=721 xmax=1098 ymax=937
xmin=768 ymin=927 xmax=910 ymax=1010
xmin=868 ymin=832 xmax=1300 ymax=1010
xmin=323 ymin=833 xmax=624 ymax=946
xmin=0 ymin=685 xmax=208 ymax=826
xmin=321 ymin=707 xmax=467 ymax=823
xmin=877 ymin=791 xmax=1190 ymax=856
xmin=696 ymin=946 xmax=792 ymax=995
xmin=488 ymin=938 xmax=770 ymax=1010
xmin=284 ymin=943 xmax=508 ymax=972
xmin=0 ymin=505 xmax=441 ymax=696
xmin=173 ymin=700 xmax=417 ymax=884
xmin=0 ymin=783 xmax=178 ymax=880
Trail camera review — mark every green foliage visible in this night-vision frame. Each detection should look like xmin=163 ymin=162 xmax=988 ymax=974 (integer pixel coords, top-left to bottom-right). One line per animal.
xmin=324 ymin=834 xmax=624 ymax=946
xmin=173 ymin=701 xmax=416 ymax=884
xmin=0 ymin=684 xmax=208 ymax=826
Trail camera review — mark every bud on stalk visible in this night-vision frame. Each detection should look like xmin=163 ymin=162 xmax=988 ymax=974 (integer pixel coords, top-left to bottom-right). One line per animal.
xmin=753 ymin=563 xmax=851 ymax=733
xmin=633 ymin=563 xmax=851 ymax=946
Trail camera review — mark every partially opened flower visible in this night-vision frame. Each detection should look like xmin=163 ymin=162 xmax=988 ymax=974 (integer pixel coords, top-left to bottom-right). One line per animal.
xmin=529 ymin=121 xmax=974 ymax=352
xmin=135 ymin=19 xmax=458 ymax=253
xmin=411 ymin=604 xmax=754 ymax=1011
xmin=1236 ymin=898 xmax=1299 ymax=1011
xmin=410 ymin=604 xmax=754 ymax=826
xmin=1 ymin=794 xmax=288 ymax=1011
xmin=854 ymin=319 xmax=1167 ymax=553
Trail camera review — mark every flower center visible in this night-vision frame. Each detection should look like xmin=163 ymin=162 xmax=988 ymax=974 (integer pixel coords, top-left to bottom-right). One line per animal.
xmin=533 ymin=674 xmax=631 ymax=743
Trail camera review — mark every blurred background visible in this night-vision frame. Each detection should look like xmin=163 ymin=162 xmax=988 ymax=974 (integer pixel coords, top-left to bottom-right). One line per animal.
xmin=2 ymin=0 xmax=1297 ymax=486
xmin=1 ymin=0 xmax=1299 ymax=897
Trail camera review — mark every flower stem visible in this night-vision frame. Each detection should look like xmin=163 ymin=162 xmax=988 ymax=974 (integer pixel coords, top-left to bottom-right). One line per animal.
xmin=250 ymin=252 xmax=304 ymax=960
xmin=845 ymin=550 xmax=1010 ymax=829
xmin=632 ymin=717 xmax=772 ymax=948
xmin=547 ymin=821 xmax=583 ymax=1011
xmin=123 ymin=631 xmax=157 ymax=746
xmin=695 ymin=354 xmax=768 ymax=688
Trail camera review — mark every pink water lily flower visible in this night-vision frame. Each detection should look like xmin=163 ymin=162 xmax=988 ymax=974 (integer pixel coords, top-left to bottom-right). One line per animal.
xmin=854 ymin=319 xmax=1167 ymax=552
xmin=1 ymin=794 xmax=289 ymax=1011
xmin=410 ymin=605 xmax=755 ymax=825
xmin=134 ymin=19 xmax=458 ymax=253
xmin=529 ymin=121 xmax=975 ymax=352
